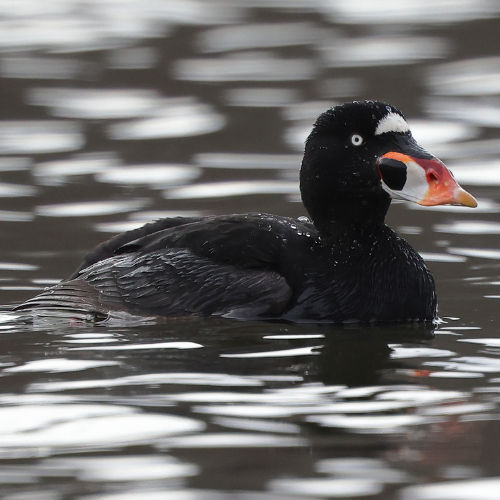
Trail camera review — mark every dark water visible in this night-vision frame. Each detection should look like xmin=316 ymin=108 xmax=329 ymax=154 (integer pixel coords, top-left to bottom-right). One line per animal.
xmin=0 ymin=2 xmax=500 ymax=499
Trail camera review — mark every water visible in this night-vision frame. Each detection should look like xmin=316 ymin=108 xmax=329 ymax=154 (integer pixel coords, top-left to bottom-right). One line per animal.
xmin=0 ymin=1 xmax=499 ymax=498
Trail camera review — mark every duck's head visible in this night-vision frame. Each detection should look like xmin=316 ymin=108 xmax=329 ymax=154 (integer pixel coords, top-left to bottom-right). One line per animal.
xmin=300 ymin=100 xmax=477 ymax=233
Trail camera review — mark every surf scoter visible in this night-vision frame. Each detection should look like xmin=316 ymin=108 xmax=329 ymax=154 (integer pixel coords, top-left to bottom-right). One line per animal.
xmin=16 ymin=101 xmax=477 ymax=322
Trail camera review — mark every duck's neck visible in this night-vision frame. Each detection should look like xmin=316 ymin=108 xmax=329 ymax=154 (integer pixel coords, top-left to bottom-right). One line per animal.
xmin=310 ymin=192 xmax=391 ymax=240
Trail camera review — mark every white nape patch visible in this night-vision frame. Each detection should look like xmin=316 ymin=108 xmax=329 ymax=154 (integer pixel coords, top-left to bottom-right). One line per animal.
xmin=375 ymin=112 xmax=410 ymax=136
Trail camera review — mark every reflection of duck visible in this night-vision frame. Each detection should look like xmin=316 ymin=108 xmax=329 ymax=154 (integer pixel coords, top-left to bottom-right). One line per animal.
xmin=310 ymin=323 xmax=434 ymax=386
xmin=16 ymin=101 xmax=476 ymax=322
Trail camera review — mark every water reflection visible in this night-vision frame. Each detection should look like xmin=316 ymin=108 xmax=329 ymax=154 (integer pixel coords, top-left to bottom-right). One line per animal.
xmin=28 ymin=88 xmax=163 ymax=119
xmin=165 ymin=180 xmax=298 ymax=199
xmin=35 ymin=199 xmax=149 ymax=217
xmin=107 ymin=102 xmax=226 ymax=140
xmin=96 ymin=164 xmax=201 ymax=187
xmin=194 ymin=153 xmax=299 ymax=170
xmin=320 ymin=0 xmax=500 ymax=24
xmin=320 ymin=36 xmax=448 ymax=67
xmin=401 ymin=477 xmax=500 ymax=500
xmin=0 ymin=0 xmax=499 ymax=498
xmin=0 ymin=405 xmax=204 ymax=451
xmin=44 ymin=454 xmax=199 ymax=482
xmin=428 ymin=56 xmax=500 ymax=96
xmin=0 ymin=312 xmax=498 ymax=498
xmin=0 ymin=121 xmax=83 ymax=154
xmin=425 ymin=97 xmax=500 ymax=127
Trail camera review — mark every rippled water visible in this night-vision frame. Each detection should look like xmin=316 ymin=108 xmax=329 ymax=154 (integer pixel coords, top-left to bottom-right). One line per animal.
xmin=0 ymin=1 xmax=499 ymax=499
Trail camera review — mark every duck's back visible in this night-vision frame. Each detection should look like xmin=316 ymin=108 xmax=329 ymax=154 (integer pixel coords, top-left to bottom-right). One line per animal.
xmin=16 ymin=214 xmax=315 ymax=320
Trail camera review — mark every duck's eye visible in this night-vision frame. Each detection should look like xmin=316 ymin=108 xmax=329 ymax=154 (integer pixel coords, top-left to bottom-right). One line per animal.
xmin=350 ymin=134 xmax=363 ymax=146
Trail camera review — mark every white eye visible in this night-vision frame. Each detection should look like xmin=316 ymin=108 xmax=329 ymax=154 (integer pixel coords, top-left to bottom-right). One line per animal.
xmin=351 ymin=134 xmax=363 ymax=146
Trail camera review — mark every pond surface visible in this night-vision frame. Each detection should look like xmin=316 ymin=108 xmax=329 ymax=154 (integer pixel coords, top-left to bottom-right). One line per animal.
xmin=0 ymin=1 xmax=499 ymax=498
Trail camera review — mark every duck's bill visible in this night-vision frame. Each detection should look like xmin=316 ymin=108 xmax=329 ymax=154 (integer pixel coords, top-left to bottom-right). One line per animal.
xmin=377 ymin=151 xmax=477 ymax=208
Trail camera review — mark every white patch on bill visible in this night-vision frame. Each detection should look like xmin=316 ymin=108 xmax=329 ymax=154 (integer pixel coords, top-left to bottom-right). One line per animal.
xmin=375 ymin=112 xmax=410 ymax=135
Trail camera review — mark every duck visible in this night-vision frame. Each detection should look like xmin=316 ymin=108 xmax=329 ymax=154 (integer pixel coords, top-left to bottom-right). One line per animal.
xmin=16 ymin=101 xmax=477 ymax=323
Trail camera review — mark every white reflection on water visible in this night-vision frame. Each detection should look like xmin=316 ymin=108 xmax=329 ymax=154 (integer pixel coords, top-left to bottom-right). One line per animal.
xmin=77 ymin=488 xmax=328 ymax=500
xmin=96 ymin=164 xmax=201 ymax=187
xmin=198 ymin=22 xmax=321 ymax=52
xmin=400 ymin=477 xmax=500 ymax=500
xmin=108 ymin=102 xmax=226 ymax=140
xmin=0 ymin=183 xmax=35 ymax=197
xmin=269 ymin=477 xmax=383 ymax=498
xmin=389 ymin=346 xmax=455 ymax=359
xmin=43 ymin=455 xmax=198 ymax=482
xmin=317 ymin=457 xmax=410 ymax=483
xmin=29 ymin=372 xmax=263 ymax=393
xmin=434 ymin=221 xmax=500 ymax=234
xmin=0 ymin=407 xmax=204 ymax=450
xmin=320 ymin=0 xmax=500 ymax=24
xmin=445 ymin=159 xmax=500 ymax=185
xmin=35 ymin=153 xmax=120 ymax=178
xmin=448 ymin=248 xmax=500 ymax=260
xmin=307 ymin=414 xmax=435 ymax=434
xmin=5 ymin=359 xmax=119 ymax=373
xmin=0 ymin=404 xmax=130 ymax=435
xmin=410 ymin=120 xmax=478 ymax=146
xmin=172 ymin=389 xmax=331 ymax=404
xmin=94 ymin=221 xmax=150 ymax=233
xmin=320 ymin=36 xmax=448 ymax=68
xmin=263 ymin=333 xmax=324 ymax=339
xmin=0 ymin=0 xmax=243 ymax=52
xmin=28 ymin=88 xmax=163 ymax=119
xmin=419 ymin=402 xmax=494 ymax=416
xmin=425 ymin=97 xmax=500 ymax=127
xmin=174 ymin=54 xmax=316 ymax=82
xmin=36 ymin=199 xmax=149 ymax=217
xmin=420 ymin=253 xmax=467 ymax=263
xmin=428 ymin=371 xmax=483 ymax=379
xmin=95 ymin=209 xmax=204 ymax=233
xmin=425 ymin=356 xmax=500 ymax=373
xmin=194 ymin=152 xmax=299 ymax=170
xmin=336 ymin=385 xmax=421 ymax=399
xmin=459 ymin=338 xmax=500 ymax=347
xmin=0 ymin=121 xmax=83 ymax=154
xmin=163 ymin=432 xmax=305 ymax=448
xmin=193 ymin=400 xmax=414 ymax=418
xmin=214 ymin=417 xmax=299 ymax=438
xmin=165 ymin=180 xmax=298 ymax=199
xmin=0 ymin=262 xmax=37 ymax=271
xmin=71 ymin=341 xmax=203 ymax=351
xmin=0 ymin=17 xmax=128 ymax=52
xmin=428 ymin=57 xmax=500 ymax=96
xmin=376 ymin=390 xmax=466 ymax=403
xmin=220 ymin=346 xmax=321 ymax=358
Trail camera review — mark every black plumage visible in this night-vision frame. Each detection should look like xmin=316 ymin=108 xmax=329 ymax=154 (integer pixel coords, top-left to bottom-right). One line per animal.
xmin=17 ymin=101 xmax=448 ymax=323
